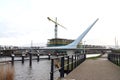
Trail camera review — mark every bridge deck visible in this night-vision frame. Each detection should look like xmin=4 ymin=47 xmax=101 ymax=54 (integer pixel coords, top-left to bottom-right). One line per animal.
xmin=64 ymin=54 xmax=120 ymax=80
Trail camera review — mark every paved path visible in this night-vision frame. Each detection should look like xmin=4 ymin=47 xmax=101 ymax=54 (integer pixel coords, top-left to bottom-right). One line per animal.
xmin=64 ymin=54 xmax=120 ymax=80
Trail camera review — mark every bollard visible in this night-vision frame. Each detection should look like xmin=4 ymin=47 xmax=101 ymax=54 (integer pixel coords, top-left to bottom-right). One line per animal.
xmin=22 ymin=54 xmax=25 ymax=64
xmin=11 ymin=54 xmax=15 ymax=65
xmin=29 ymin=52 xmax=32 ymax=67
xmin=56 ymin=53 xmax=58 ymax=57
xmin=60 ymin=57 xmax=64 ymax=78
xmin=37 ymin=54 xmax=40 ymax=62
xmin=50 ymin=59 xmax=54 ymax=80
xmin=48 ymin=54 xmax=51 ymax=60
xmin=0 ymin=52 xmax=3 ymax=58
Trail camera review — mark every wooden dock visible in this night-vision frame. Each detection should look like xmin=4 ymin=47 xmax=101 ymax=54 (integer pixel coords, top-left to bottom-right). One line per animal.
xmin=64 ymin=54 xmax=120 ymax=80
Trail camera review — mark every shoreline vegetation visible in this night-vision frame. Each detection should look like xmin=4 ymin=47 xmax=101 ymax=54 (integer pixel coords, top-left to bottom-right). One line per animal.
xmin=0 ymin=63 xmax=14 ymax=80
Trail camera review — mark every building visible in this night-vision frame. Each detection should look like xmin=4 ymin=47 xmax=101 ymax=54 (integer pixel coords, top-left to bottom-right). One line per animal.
xmin=47 ymin=38 xmax=82 ymax=48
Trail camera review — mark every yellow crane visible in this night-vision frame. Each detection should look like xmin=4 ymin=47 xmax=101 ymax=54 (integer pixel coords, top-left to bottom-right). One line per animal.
xmin=47 ymin=17 xmax=66 ymax=39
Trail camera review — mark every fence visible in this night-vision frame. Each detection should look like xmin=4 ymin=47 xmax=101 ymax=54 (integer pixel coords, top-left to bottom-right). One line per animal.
xmin=50 ymin=54 xmax=86 ymax=80
xmin=108 ymin=53 xmax=120 ymax=66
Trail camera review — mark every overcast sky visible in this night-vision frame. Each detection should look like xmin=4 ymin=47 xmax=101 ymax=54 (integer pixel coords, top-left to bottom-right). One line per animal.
xmin=0 ymin=0 xmax=120 ymax=47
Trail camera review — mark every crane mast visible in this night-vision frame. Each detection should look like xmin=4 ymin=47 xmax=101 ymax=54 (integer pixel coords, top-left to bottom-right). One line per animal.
xmin=55 ymin=17 xmax=57 ymax=39
xmin=47 ymin=17 xmax=66 ymax=39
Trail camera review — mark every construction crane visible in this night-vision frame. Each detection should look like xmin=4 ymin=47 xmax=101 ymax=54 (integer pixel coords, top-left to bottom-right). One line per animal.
xmin=47 ymin=17 xmax=66 ymax=39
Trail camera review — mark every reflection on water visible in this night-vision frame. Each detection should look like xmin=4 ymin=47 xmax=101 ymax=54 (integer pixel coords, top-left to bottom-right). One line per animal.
xmin=14 ymin=60 xmax=51 ymax=80
xmin=0 ymin=56 xmax=60 ymax=80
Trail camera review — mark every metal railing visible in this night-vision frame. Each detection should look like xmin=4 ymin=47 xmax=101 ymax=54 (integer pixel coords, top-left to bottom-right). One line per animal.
xmin=108 ymin=53 xmax=120 ymax=66
xmin=50 ymin=54 xmax=86 ymax=80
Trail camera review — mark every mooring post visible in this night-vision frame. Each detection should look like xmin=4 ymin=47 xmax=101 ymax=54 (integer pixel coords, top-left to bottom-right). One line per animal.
xmin=29 ymin=52 xmax=32 ymax=67
xmin=56 ymin=53 xmax=58 ymax=57
xmin=50 ymin=59 xmax=54 ymax=80
xmin=60 ymin=57 xmax=64 ymax=78
xmin=0 ymin=52 xmax=3 ymax=58
xmin=37 ymin=54 xmax=40 ymax=62
xmin=11 ymin=54 xmax=15 ymax=65
xmin=48 ymin=54 xmax=51 ymax=60
xmin=22 ymin=53 xmax=25 ymax=64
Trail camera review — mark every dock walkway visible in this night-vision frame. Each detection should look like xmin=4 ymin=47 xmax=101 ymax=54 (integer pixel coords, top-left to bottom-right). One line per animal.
xmin=64 ymin=54 xmax=120 ymax=80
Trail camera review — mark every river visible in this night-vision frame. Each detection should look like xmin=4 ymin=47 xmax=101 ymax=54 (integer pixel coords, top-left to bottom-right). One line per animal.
xmin=0 ymin=54 xmax=101 ymax=80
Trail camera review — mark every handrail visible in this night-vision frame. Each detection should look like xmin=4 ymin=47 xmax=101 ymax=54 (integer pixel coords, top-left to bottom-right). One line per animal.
xmin=108 ymin=53 xmax=120 ymax=66
xmin=50 ymin=54 xmax=86 ymax=80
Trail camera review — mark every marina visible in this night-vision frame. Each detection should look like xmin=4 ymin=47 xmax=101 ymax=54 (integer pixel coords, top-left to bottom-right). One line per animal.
xmin=0 ymin=54 xmax=101 ymax=80
xmin=0 ymin=17 xmax=115 ymax=80
xmin=1 ymin=0 xmax=120 ymax=80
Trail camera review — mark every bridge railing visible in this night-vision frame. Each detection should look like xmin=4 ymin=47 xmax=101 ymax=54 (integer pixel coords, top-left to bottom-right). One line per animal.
xmin=50 ymin=54 xmax=86 ymax=80
xmin=108 ymin=53 xmax=120 ymax=66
